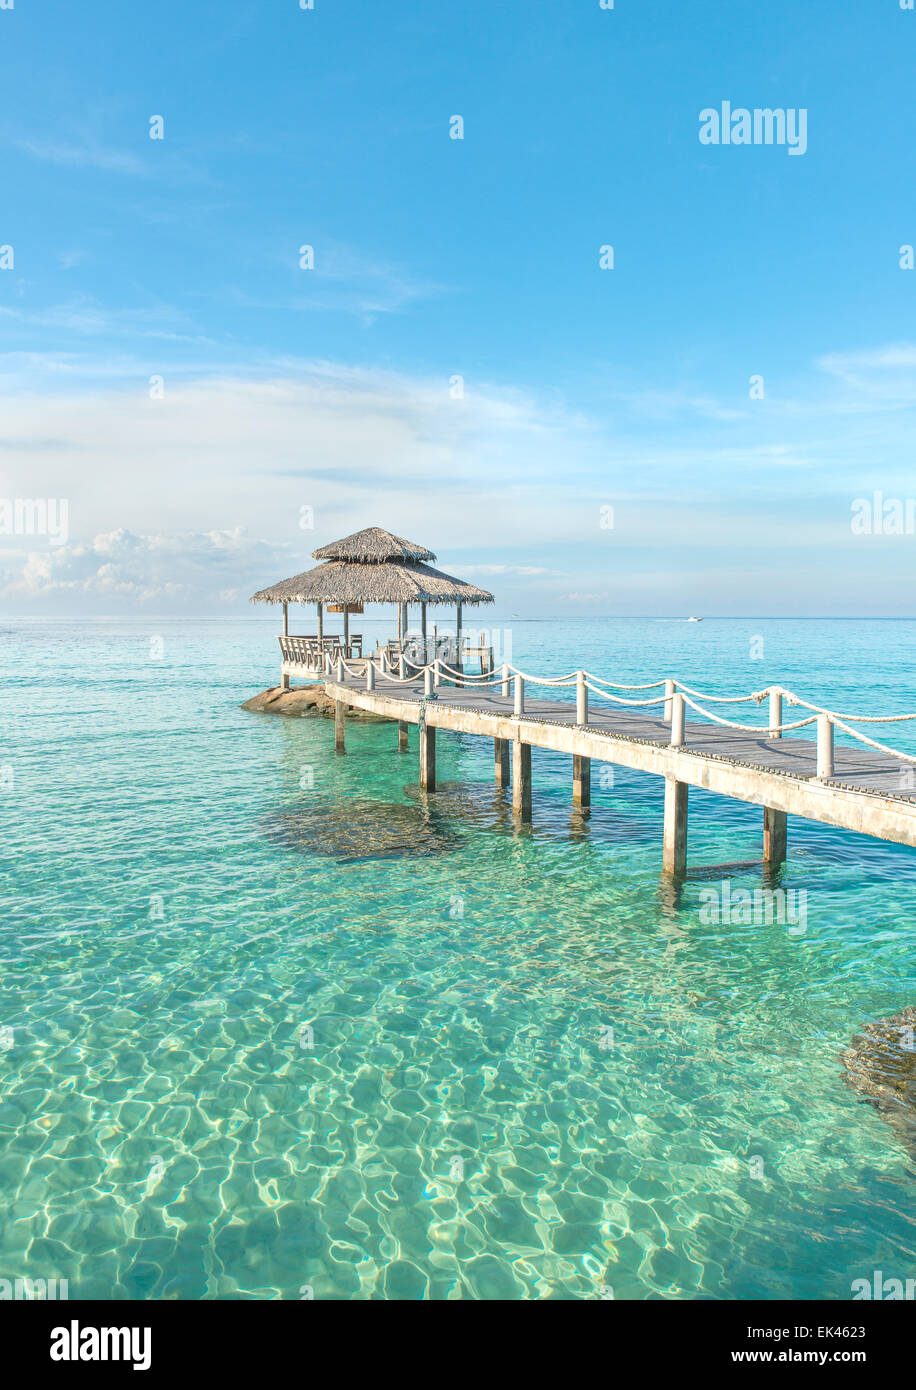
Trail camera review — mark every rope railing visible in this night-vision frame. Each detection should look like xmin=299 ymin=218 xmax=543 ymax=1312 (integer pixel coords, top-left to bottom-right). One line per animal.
xmin=583 ymin=679 xmax=669 ymax=708
xmin=672 ymin=681 xmax=768 ymax=705
xmin=433 ymin=660 xmax=507 ymax=687
xmin=582 ymin=674 xmax=668 ymax=691
xmin=282 ymin=641 xmax=916 ymax=773
xmin=680 ymin=693 xmax=819 ymax=734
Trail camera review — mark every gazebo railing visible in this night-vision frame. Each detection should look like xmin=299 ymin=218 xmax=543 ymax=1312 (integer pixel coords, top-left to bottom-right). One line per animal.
xmin=279 ymin=635 xmax=363 ymax=664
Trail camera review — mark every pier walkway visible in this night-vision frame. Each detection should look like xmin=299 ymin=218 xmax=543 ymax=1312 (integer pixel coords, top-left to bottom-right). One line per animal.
xmin=281 ymin=649 xmax=916 ymax=876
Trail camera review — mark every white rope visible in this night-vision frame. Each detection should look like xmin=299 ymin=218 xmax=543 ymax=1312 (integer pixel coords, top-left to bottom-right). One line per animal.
xmin=583 ymin=680 xmax=669 ymax=708
xmin=829 ymin=718 xmax=916 ymax=765
xmin=680 ymin=695 xmax=818 ymax=733
xmin=674 ymin=681 xmax=767 ymax=705
xmin=783 ymin=694 xmax=916 ymax=724
xmin=434 ymin=661 xmax=508 ymax=686
xmin=503 ymin=666 xmax=579 ymax=687
xmin=584 ymin=674 xmax=668 ymax=691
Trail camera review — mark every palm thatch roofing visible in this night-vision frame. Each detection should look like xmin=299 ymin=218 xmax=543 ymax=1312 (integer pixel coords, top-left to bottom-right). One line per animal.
xmin=251 ymin=558 xmax=494 ymax=607
xmin=252 ymin=526 xmax=494 ymax=607
xmin=312 ymin=526 xmax=435 ymax=563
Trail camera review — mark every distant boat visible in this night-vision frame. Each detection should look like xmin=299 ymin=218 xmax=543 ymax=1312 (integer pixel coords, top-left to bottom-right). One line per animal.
xmin=687 ymin=616 xmax=702 ymax=622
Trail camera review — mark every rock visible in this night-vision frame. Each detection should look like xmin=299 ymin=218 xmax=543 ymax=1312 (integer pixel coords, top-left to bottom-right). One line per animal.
xmin=241 ymin=686 xmax=385 ymax=721
xmin=840 ymin=1007 xmax=916 ymax=1156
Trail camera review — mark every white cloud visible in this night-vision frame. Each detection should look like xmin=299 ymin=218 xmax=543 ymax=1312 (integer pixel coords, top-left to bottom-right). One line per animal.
xmin=0 ymin=365 xmax=598 ymax=557
xmin=0 ymin=526 xmax=280 ymax=604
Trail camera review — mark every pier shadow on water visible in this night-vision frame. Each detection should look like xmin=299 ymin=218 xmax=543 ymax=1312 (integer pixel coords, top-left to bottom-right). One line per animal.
xmin=264 ymin=796 xmax=462 ymax=864
xmin=402 ymin=780 xmax=652 ymax=845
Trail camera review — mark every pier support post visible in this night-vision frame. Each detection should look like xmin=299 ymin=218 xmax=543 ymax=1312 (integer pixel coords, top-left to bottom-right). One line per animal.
xmin=573 ymin=755 xmax=591 ymax=807
xmin=763 ymin=806 xmax=787 ymax=870
xmin=334 ymin=700 xmax=346 ymax=753
xmin=398 ymin=720 xmax=409 ymax=752
xmin=281 ymin=671 xmax=291 ymax=690
xmin=512 ymin=740 xmax=532 ymax=823
xmin=662 ymin=777 xmax=688 ymax=878
xmin=494 ymin=737 xmax=510 ymax=787
xmin=419 ymin=724 xmax=436 ymax=791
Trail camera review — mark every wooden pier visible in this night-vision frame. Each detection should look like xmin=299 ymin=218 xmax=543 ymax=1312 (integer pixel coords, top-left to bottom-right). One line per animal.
xmin=281 ymin=651 xmax=916 ymax=878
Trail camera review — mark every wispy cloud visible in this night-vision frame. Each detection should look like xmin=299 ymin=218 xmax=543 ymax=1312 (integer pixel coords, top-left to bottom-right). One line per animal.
xmin=459 ymin=564 xmax=564 ymax=576
xmin=15 ymin=137 xmax=146 ymax=175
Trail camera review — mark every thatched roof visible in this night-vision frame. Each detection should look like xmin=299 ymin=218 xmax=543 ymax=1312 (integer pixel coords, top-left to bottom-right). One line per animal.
xmin=251 ymin=558 xmax=494 ymax=607
xmin=312 ymin=526 xmax=435 ymax=563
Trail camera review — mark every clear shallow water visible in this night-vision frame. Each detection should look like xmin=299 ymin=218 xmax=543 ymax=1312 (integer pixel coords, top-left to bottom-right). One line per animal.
xmin=1 ymin=616 xmax=915 ymax=1300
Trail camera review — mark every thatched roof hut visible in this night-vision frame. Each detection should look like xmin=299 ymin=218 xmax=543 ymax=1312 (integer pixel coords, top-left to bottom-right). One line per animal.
xmin=251 ymin=558 xmax=492 ymax=607
xmin=250 ymin=526 xmax=494 ymax=650
xmin=311 ymin=526 xmax=435 ymax=564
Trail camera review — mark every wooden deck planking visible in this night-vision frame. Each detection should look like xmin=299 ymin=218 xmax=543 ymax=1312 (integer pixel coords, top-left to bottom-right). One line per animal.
xmin=326 ymin=670 xmax=916 ymax=804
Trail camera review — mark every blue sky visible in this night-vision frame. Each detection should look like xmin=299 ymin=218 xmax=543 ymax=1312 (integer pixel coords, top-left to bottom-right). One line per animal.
xmin=2 ymin=0 xmax=916 ymax=615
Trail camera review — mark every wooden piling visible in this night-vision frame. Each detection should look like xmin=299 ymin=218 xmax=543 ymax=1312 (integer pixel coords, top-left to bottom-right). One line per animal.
xmin=335 ymin=699 xmax=346 ymax=753
xmin=495 ymin=737 xmax=510 ymax=787
xmin=573 ymin=754 xmax=591 ymax=807
xmin=512 ymin=740 xmax=532 ymax=822
xmin=398 ymin=720 xmax=409 ymax=752
xmin=763 ymin=806 xmax=787 ymax=869
xmin=420 ymin=725 xmax=436 ymax=791
xmin=663 ymin=777 xmax=687 ymax=878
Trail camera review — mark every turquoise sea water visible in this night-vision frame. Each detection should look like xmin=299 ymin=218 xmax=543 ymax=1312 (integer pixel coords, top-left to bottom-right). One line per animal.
xmin=1 ymin=616 xmax=915 ymax=1300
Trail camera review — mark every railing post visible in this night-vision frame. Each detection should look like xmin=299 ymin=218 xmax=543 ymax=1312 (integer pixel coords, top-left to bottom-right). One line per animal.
xmin=670 ymin=693 xmax=685 ymax=747
xmin=501 ymin=663 xmax=510 ymax=699
xmin=514 ymin=674 xmax=525 ymax=717
xmin=423 ymin=665 xmax=434 ymax=697
xmin=817 ymin=714 xmax=834 ymax=778
xmin=366 ymin=660 xmax=375 ymax=691
xmin=399 ymin=653 xmax=406 ymax=680
xmin=664 ymin=679 xmax=675 ymax=722
xmin=336 ymin=655 xmax=344 ymax=683
xmin=769 ymin=687 xmax=782 ymax=740
xmin=576 ymin=671 xmax=588 ymax=725
xmin=433 ymin=658 xmax=441 ymax=689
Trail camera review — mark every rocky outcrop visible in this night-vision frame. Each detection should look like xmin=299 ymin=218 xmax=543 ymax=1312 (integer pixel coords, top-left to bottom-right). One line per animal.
xmin=241 ymin=685 xmax=385 ymax=721
xmin=840 ymin=1007 xmax=916 ymax=1156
